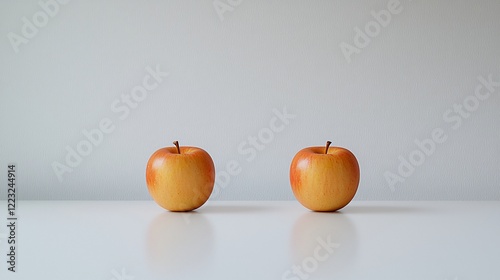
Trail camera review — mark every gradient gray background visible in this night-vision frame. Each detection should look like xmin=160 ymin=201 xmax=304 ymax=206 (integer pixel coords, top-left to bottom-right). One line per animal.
xmin=1 ymin=0 xmax=499 ymax=200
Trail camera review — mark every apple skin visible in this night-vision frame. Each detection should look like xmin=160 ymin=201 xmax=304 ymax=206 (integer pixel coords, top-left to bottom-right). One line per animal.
xmin=290 ymin=145 xmax=360 ymax=212
xmin=146 ymin=145 xmax=215 ymax=212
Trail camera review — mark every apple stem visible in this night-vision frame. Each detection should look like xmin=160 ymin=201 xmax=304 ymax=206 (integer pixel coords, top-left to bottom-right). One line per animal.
xmin=173 ymin=141 xmax=181 ymax=154
xmin=325 ymin=141 xmax=332 ymax=154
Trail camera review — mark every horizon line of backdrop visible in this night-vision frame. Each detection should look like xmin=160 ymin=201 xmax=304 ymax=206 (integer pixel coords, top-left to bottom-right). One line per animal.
xmin=1 ymin=0 xmax=499 ymax=200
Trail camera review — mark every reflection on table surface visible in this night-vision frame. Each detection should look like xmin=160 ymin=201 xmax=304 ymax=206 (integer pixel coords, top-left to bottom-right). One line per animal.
xmin=0 ymin=201 xmax=498 ymax=280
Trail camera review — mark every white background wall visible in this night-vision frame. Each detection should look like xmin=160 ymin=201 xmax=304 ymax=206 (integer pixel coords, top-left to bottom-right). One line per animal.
xmin=1 ymin=0 xmax=499 ymax=200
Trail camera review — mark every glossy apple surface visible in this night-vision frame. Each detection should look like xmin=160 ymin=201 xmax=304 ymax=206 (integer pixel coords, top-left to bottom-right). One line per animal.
xmin=290 ymin=142 xmax=360 ymax=211
xmin=146 ymin=142 xmax=215 ymax=211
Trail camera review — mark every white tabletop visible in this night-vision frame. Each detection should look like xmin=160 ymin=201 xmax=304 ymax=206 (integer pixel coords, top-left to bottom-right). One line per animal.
xmin=0 ymin=201 xmax=499 ymax=280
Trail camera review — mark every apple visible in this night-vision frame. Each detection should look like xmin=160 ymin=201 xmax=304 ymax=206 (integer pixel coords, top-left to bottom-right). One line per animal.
xmin=290 ymin=141 xmax=360 ymax=211
xmin=146 ymin=141 xmax=215 ymax=211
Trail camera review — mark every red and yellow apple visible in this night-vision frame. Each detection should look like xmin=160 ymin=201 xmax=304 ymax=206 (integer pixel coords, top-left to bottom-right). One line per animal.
xmin=290 ymin=141 xmax=360 ymax=211
xmin=146 ymin=141 xmax=215 ymax=211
